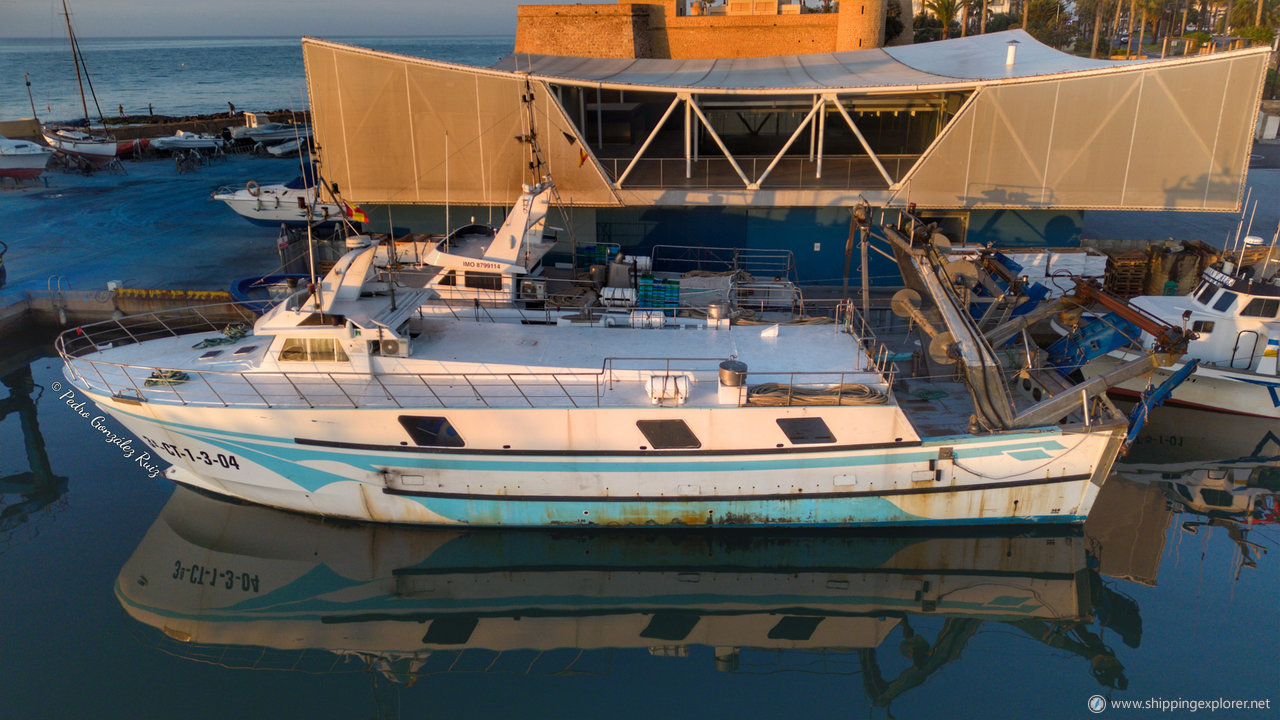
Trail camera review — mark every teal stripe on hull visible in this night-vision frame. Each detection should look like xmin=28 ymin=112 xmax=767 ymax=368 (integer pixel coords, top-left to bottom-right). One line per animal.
xmin=390 ymin=493 xmax=1084 ymax=528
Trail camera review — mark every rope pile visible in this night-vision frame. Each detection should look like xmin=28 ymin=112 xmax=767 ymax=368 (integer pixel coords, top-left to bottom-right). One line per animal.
xmin=746 ymin=382 xmax=888 ymax=406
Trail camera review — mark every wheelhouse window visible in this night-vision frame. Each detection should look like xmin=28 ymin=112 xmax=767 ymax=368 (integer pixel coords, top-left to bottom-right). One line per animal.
xmin=1241 ymin=298 xmax=1280 ymax=318
xmin=464 ymin=272 xmax=503 ymax=291
xmin=636 ymin=419 xmax=701 ymax=449
xmin=437 ymin=270 xmax=456 ymax=286
xmin=1195 ymin=283 xmax=1217 ymax=304
xmin=1212 ymin=291 xmax=1238 ymax=312
xmin=278 ymin=337 xmax=350 ymax=362
xmin=399 ymin=416 xmax=465 ymax=447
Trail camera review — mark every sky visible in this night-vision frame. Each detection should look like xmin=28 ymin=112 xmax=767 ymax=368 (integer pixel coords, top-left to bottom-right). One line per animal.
xmin=0 ymin=0 xmax=578 ymax=38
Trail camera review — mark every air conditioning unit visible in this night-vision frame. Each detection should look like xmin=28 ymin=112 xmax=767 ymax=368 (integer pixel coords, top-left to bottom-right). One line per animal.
xmin=520 ymin=278 xmax=546 ymax=301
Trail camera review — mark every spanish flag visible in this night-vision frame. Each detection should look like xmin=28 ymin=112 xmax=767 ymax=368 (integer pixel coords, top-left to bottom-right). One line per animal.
xmin=341 ymin=199 xmax=369 ymax=224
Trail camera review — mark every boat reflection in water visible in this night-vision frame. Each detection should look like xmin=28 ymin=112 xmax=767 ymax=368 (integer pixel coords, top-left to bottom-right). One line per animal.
xmin=1101 ymin=404 xmax=1280 ymax=579
xmin=116 ymin=486 xmax=1136 ymax=702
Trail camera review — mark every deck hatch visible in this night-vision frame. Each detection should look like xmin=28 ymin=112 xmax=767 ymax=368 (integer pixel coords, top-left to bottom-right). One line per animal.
xmin=422 ymin=616 xmax=478 ymax=645
xmin=232 ymin=344 xmax=259 ymax=355
xmin=767 ymin=616 xmax=824 ymax=640
xmin=639 ymin=612 xmax=700 ymax=641
xmin=398 ymin=416 xmax=466 ymax=447
xmin=776 ymin=417 xmax=836 ymax=444
xmin=198 ymin=350 xmax=223 ymax=359
xmin=636 ymin=420 xmax=701 ymax=449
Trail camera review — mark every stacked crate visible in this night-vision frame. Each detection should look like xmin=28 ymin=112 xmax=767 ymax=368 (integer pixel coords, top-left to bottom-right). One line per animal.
xmin=637 ymin=275 xmax=680 ymax=313
xmin=1104 ymin=251 xmax=1149 ymax=298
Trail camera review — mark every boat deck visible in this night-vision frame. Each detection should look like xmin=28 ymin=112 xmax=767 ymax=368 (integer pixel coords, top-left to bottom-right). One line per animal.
xmin=66 ymin=315 xmax=893 ymax=411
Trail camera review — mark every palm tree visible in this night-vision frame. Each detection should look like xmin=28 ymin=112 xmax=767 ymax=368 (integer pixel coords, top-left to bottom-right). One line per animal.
xmin=924 ymin=0 xmax=963 ymax=37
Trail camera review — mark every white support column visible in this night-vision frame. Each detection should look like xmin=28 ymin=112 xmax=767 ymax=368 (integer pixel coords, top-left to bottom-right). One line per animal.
xmin=686 ymin=95 xmax=752 ymax=188
xmin=685 ymin=94 xmax=692 ymax=179
xmin=816 ymin=98 xmax=826 ymax=179
xmin=615 ymin=95 xmax=682 ymax=188
xmin=752 ymin=97 xmax=823 ymax=191
xmin=828 ymin=94 xmax=894 ymax=188
xmin=595 ymin=83 xmax=603 ymax=147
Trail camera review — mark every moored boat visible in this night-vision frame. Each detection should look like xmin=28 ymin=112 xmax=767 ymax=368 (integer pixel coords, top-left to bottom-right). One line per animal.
xmin=41 ymin=127 xmax=117 ymax=167
xmin=0 ymin=136 xmax=56 ymax=180
xmin=150 ymin=130 xmax=224 ymax=152
xmin=211 ymin=171 xmax=343 ymax=227
xmin=1056 ymin=240 xmax=1280 ymax=418
xmin=57 ymin=183 xmax=1190 ymax=529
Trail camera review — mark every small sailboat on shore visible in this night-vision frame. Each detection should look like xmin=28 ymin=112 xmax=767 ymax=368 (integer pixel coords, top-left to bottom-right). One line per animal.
xmin=40 ymin=0 xmax=121 ymax=168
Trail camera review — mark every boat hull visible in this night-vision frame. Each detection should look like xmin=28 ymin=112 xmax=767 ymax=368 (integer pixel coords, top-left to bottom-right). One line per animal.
xmin=212 ymin=187 xmax=342 ymax=227
xmin=0 ymin=140 xmax=55 ymax=179
xmin=1085 ymin=351 xmax=1280 ymax=419
xmin=78 ymin=386 xmax=1124 ymax=528
xmin=42 ymin=128 xmax=117 ymax=166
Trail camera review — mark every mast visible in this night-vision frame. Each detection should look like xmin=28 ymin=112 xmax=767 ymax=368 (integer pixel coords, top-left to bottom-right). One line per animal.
xmin=62 ymin=0 xmax=90 ymax=127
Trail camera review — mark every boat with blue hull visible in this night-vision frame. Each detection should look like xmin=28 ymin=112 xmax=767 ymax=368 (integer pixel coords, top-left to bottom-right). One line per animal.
xmin=57 ymin=185 xmax=1187 ymax=528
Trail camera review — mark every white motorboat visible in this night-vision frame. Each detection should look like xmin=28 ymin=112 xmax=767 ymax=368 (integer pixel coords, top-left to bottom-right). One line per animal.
xmin=0 ymin=136 xmax=55 ymax=180
xmin=149 ymin=130 xmax=226 ymax=152
xmin=263 ymin=136 xmax=312 ymax=157
xmin=211 ymin=172 xmax=343 ymax=227
xmin=248 ymin=124 xmax=311 ymax=145
xmin=57 ymin=182 xmax=1182 ymax=529
xmin=1057 ymin=242 xmax=1280 ymax=419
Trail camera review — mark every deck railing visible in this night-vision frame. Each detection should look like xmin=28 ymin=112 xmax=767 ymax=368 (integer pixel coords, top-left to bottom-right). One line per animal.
xmin=57 ymin=301 xmax=891 ymax=411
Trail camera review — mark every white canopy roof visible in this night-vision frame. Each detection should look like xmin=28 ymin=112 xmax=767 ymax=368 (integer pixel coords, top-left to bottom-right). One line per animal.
xmin=490 ymin=30 xmax=1135 ymax=92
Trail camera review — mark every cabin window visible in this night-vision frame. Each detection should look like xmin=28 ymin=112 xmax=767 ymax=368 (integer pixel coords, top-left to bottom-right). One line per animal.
xmin=438 ymin=270 xmax=456 ymax=286
xmin=1195 ymin=283 xmax=1217 ymax=304
xmin=1212 ymin=291 xmax=1238 ymax=312
xmin=1191 ymin=320 xmax=1215 ymax=335
xmin=1241 ymin=298 xmax=1280 ymax=318
xmin=464 ymin=272 xmax=503 ymax=291
xmin=776 ymin=417 xmax=836 ymax=444
xmin=298 ymin=313 xmax=347 ymax=327
xmin=398 ymin=416 xmax=465 ymax=447
xmin=1199 ymin=488 xmax=1234 ymax=507
xmin=278 ymin=337 xmax=350 ymax=362
xmin=636 ymin=419 xmax=701 ymax=449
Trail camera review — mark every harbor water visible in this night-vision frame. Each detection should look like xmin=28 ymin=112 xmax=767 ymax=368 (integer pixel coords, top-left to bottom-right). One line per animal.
xmin=0 ymin=34 xmax=1277 ymax=719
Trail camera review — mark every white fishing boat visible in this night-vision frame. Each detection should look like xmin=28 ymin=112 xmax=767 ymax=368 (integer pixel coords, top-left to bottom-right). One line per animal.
xmin=211 ymin=172 xmax=343 ymax=227
xmin=149 ymin=130 xmax=226 ymax=152
xmin=0 ymin=136 xmax=55 ymax=180
xmin=1056 ymin=241 xmax=1280 ymax=419
xmin=116 ymin=485 xmax=1099 ymax=681
xmin=57 ymin=182 xmax=1189 ymax=529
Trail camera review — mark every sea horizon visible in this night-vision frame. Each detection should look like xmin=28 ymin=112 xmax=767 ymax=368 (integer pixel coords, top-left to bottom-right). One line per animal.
xmin=0 ymin=35 xmax=516 ymax=122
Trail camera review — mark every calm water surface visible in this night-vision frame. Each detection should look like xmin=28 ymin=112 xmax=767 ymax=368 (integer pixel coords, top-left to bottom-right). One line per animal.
xmin=0 ymin=36 xmax=514 ymax=122
xmin=0 ymin=350 xmax=1276 ymax=719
